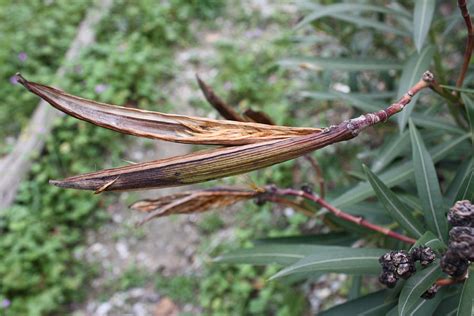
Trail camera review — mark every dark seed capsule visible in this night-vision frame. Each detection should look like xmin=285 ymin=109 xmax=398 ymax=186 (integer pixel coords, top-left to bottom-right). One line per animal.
xmin=449 ymin=226 xmax=474 ymax=261
xmin=411 ymin=246 xmax=436 ymax=267
xmin=447 ymin=200 xmax=474 ymax=227
xmin=421 ymin=284 xmax=439 ymax=299
xmin=440 ymin=249 xmax=469 ymax=278
xmin=379 ymin=271 xmax=398 ymax=288
xmin=379 ymin=250 xmax=416 ymax=280
xmin=300 ymin=184 xmax=313 ymax=194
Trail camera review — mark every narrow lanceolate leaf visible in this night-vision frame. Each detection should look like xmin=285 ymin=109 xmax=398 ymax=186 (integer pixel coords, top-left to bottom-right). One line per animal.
xmin=48 ymin=123 xmax=355 ymax=192
xmin=397 ymin=46 xmax=435 ymax=131
xmin=296 ymin=3 xmax=411 ymax=29
xmin=371 ymin=130 xmax=410 ymax=172
xmin=270 ymin=247 xmax=387 ymax=280
xmin=398 ymin=260 xmax=443 ymax=316
xmin=457 ymin=269 xmax=474 ymax=316
xmin=130 ymin=187 xmax=258 ymax=224
xmin=440 ymin=85 xmax=474 ymax=94
xmin=16 ymin=74 xmax=321 ymax=145
xmin=462 ymin=94 xmax=474 ymax=149
xmin=409 ymin=120 xmax=448 ymax=242
xmin=363 ymin=165 xmax=424 ymax=238
xmin=411 ymin=231 xmax=445 ymax=252
xmin=413 ymin=0 xmax=435 ymax=52
xmin=446 ymin=158 xmax=474 ymax=204
xmin=213 ymin=244 xmax=341 ymax=266
xmin=279 ymin=57 xmax=403 ymax=72
xmin=331 ymin=133 xmax=470 ymax=208
xmin=455 ymin=168 xmax=474 ymax=202
xmin=255 ymin=232 xmax=356 ymax=246
xmin=319 ymin=290 xmax=396 ymax=316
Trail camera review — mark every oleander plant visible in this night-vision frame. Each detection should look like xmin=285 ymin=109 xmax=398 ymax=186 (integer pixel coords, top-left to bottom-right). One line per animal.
xmin=13 ymin=0 xmax=474 ymax=314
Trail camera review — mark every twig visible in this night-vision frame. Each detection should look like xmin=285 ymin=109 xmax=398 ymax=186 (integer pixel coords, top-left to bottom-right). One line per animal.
xmin=456 ymin=0 xmax=474 ymax=89
xmin=268 ymin=186 xmax=416 ymax=244
xmin=263 ymin=195 xmax=315 ymax=217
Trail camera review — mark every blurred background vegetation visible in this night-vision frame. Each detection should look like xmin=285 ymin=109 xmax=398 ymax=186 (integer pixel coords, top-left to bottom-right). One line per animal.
xmin=0 ymin=0 xmax=472 ymax=315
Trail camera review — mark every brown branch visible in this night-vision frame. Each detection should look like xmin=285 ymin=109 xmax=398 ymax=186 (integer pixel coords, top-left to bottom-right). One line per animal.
xmin=263 ymin=195 xmax=315 ymax=218
xmin=243 ymin=109 xmax=275 ymax=125
xmin=269 ymin=186 xmax=416 ymax=244
xmin=456 ymin=0 xmax=474 ymax=89
xmin=435 ymin=274 xmax=467 ymax=287
xmin=196 ymin=74 xmax=248 ymax=122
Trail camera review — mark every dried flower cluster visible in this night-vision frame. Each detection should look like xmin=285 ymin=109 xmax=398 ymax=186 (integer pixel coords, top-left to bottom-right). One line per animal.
xmin=440 ymin=200 xmax=474 ymax=279
xmin=378 ymin=246 xmax=436 ymax=288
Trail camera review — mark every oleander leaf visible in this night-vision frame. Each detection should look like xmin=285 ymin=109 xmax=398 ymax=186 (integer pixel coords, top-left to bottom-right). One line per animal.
xmin=214 ymin=244 xmax=344 ymax=266
xmin=331 ymin=133 xmax=470 ymax=208
xmin=363 ymin=165 xmax=424 ymax=238
xmin=279 ymin=57 xmax=403 ymax=71
xmin=269 ymin=247 xmax=387 ymax=280
xmin=409 ymin=120 xmax=448 ymax=242
xmin=397 ymin=45 xmax=435 ymax=131
xmin=456 ymin=268 xmax=474 ymax=316
xmin=413 ymin=0 xmax=435 ymax=52
xmin=319 ymin=290 xmax=396 ymax=316
xmin=398 ymin=260 xmax=443 ymax=315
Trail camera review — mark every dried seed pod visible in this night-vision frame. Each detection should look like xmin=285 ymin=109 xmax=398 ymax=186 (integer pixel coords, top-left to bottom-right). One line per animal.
xmin=440 ymin=249 xmax=469 ymax=278
xmin=447 ymin=200 xmax=474 ymax=227
xmin=421 ymin=284 xmax=440 ymax=299
xmin=448 ymin=226 xmax=474 ymax=261
xmin=411 ymin=246 xmax=437 ymax=267
xmin=379 ymin=271 xmax=398 ymax=288
xmin=379 ymin=250 xmax=416 ymax=280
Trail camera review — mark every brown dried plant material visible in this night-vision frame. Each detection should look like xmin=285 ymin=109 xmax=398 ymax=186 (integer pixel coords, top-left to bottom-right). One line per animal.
xmin=17 ymin=74 xmax=320 ymax=146
xmin=196 ymin=74 xmax=247 ymax=122
xmin=17 ymin=71 xmax=434 ymax=193
xmin=48 ymin=125 xmax=352 ymax=191
xmin=131 ymin=187 xmax=258 ymax=224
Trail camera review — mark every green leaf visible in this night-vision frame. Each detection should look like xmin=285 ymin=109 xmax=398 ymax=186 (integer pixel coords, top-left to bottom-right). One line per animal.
xmin=446 ymin=158 xmax=474 ymax=204
xmin=331 ymin=91 xmax=380 ymax=112
xmin=300 ymin=90 xmax=395 ymax=101
xmin=411 ymin=231 xmax=445 ymax=252
xmin=296 ymin=3 xmax=411 ymax=29
xmin=332 ymin=133 xmax=470 ymax=208
xmin=409 ymin=286 xmax=448 ymax=315
xmin=457 ymin=269 xmax=474 ymax=316
xmin=319 ymin=290 xmax=396 ymax=316
xmin=397 ymin=46 xmax=435 ymax=131
xmin=398 ymin=260 xmax=443 ymax=315
xmin=440 ymin=85 xmax=474 ymax=94
xmin=462 ymin=94 xmax=474 ymax=148
xmin=363 ymin=165 xmax=424 ymax=238
xmin=270 ymin=248 xmax=387 ymax=280
xmin=411 ymin=113 xmax=465 ymax=135
xmin=255 ymin=232 xmax=356 ymax=246
xmin=330 ymin=14 xmax=410 ymax=37
xmin=434 ymin=291 xmax=462 ymax=315
xmin=214 ymin=244 xmax=342 ymax=266
xmin=371 ymin=130 xmax=410 ymax=172
xmin=455 ymin=168 xmax=474 ymax=201
xmin=278 ymin=57 xmax=403 ymax=71
xmin=409 ymin=120 xmax=448 ymax=242
xmin=413 ymin=0 xmax=435 ymax=52
xmin=348 ymin=275 xmax=362 ymax=300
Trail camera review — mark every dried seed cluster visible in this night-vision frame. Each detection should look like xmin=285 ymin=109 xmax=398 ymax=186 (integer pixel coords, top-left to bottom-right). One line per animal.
xmin=378 ymin=246 xmax=436 ymax=288
xmin=441 ymin=201 xmax=474 ymax=279
xmin=421 ymin=284 xmax=440 ymax=299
